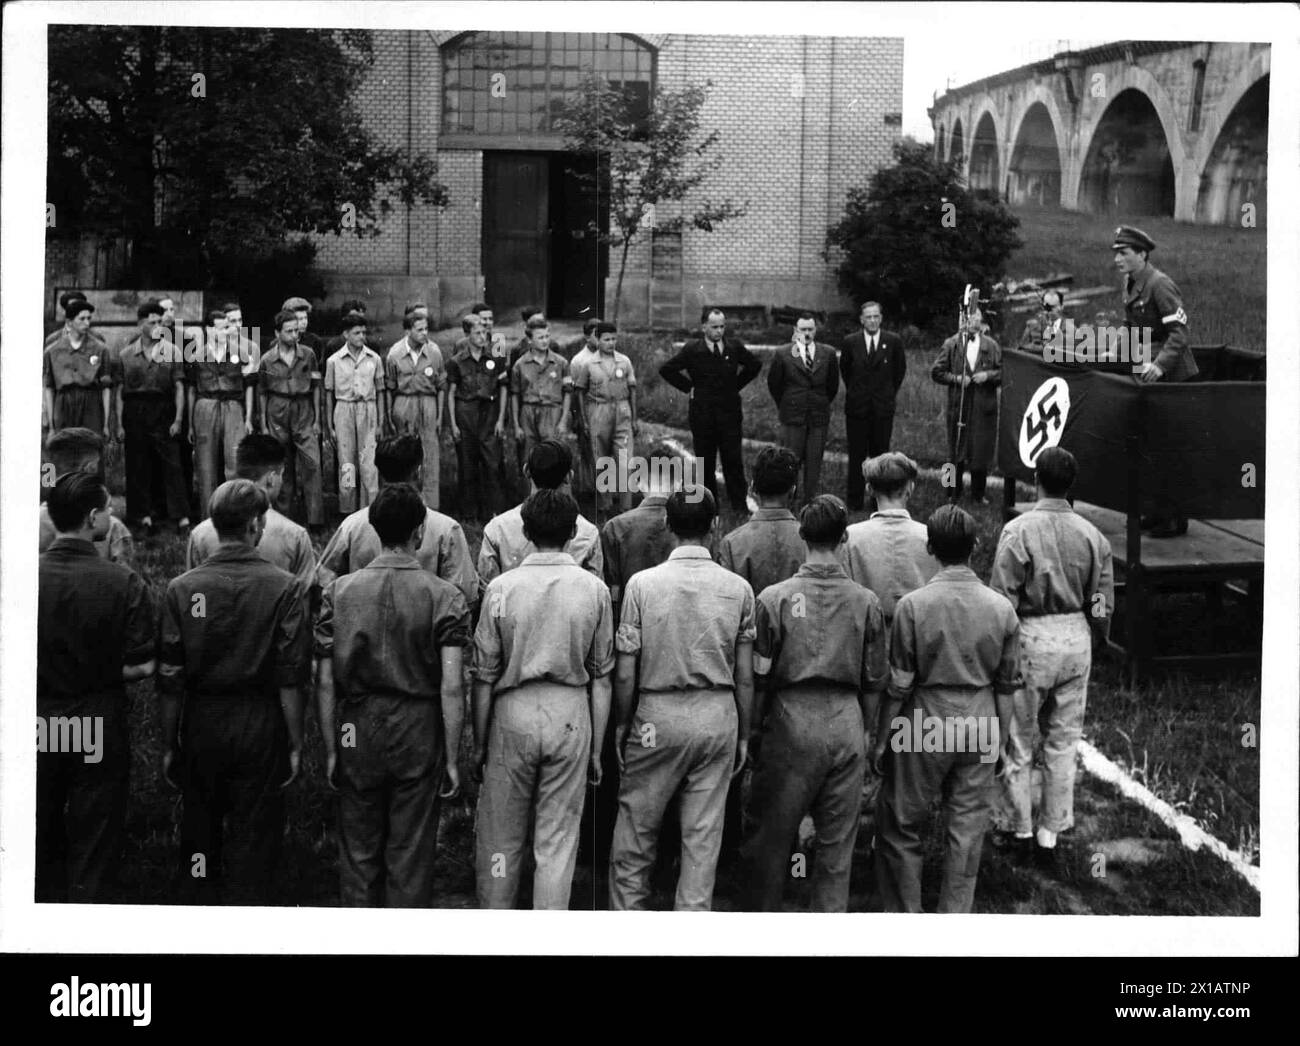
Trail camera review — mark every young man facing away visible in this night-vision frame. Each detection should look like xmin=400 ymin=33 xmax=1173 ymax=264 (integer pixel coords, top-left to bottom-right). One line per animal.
xmin=742 ymin=494 xmax=888 ymax=911
xmin=476 ymin=439 xmax=602 ymax=590
xmin=608 ymin=486 xmax=757 ymax=911
xmin=37 ymin=474 xmax=155 ymax=902
xmin=472 ymin=489 xmax=614 ymax=909
xmin=989 ymin=446 xmax=1114 ymax=870
xmin=157 ymin=479 xmax=311 ymax=904
xmin=717 ymin=445 xmax=805 ymax=598
xmin=872 ymin=505 xmax=1022 ymax=913
xmin=39 ymin=427 xmax=134 ymax=565
xmin=316 ymin=484 xmax=470 ymax=907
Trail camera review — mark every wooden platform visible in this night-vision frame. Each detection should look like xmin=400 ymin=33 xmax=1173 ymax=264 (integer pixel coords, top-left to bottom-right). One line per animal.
xmin=1011 ymin=501 xmax=1265 ymax=577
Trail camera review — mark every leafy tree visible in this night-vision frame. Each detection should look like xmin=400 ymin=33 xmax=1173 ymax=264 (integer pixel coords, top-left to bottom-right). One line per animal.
xmin=553 ymin=76 xmax=747 ymax=325
xmin=825 ymin=140 xmax=1023 ymax=332
xmin=47 ymin=27 xmax=449 ymax=309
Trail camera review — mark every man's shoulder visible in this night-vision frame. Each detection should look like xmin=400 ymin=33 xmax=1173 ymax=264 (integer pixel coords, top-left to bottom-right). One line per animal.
xmin=424 ymin=507 xmax=464 ymax=539
xmin=575 ymin=513 xmax=600 ymax=541
xmin=265 ymin=506 xmax=309 ymax=540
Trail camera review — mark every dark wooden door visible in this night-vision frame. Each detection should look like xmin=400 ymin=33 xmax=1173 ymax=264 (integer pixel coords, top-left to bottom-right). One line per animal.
xmin=483 ymin=153 xmax=549 ymax=318
xmin=549 ymin=155 xmax=607 ymax=318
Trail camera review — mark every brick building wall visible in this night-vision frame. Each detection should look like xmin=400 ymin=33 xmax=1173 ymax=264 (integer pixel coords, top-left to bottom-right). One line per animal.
xmin=310 ymin=31 xmax=904 ymax=329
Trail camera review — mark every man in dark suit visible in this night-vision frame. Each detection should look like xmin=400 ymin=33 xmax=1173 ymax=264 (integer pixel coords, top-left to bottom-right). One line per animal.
xmin=840 ymin=301 xmax=906 ymax=510
xmin=931 ymin=307 xmax=1001 ymax=504
xmin=767 ymin=313 xmax=840 ymax=506
xmin=657 ymin=308 xmax=762 ymax=512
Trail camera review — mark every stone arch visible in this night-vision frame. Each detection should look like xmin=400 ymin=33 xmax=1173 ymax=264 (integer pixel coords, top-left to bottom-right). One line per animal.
xmin=1196 ymin=74 xmax=1268 ymax=225
xmin=1076 ymin=66 xmax=1186 ymax=216
xmin=1007 ymin=97 xmax=1065 ymax=206
xmin=1078 ymin=89 xmax=1178 ymax=217
xmin=949 ymin=118 xmax=965 ymax=167
xmin=1191 ymin=48 xmax=1270 ymax=180
xmin=967 ymin=106 xmax=1002 ymax=194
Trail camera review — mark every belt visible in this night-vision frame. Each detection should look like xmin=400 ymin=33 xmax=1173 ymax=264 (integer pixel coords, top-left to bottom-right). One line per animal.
xmin=395 ymin=391 xmax=439 ymax=397
xmin=639 ymin=685 xmax=734 ymax=696
xmin=267 ymin=391 xmax=313 ymax=400
xmin=455 ymin=394 xmax=496 ymax=403
xmin=198 ymin=390 xmax=244 ymax=401
xmin=122 ymin=391 xmax=172 ymax=401
xmin=332 ymin=397 xmax=376 ymax=404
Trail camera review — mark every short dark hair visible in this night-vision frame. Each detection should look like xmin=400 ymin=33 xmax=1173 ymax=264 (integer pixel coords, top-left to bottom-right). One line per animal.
xmin=67 ymin=299 xmax=95 ymax=321
xmin=796 ymin=312 xmax=817 ymax=324
xmin=593 ymin=322 xmax=617 ymax=338
xmin=461 ymin=313 xmax=482 ymax=334
xmin=208 ymin=479 xmax=269 ymax=540
xmin=469 ymin=302 xmax=489 ymax=315
xmin=927 ymin=504 xmax=977 ymax=565
xmin=206 ymin=308 xmax=228 ymax=325
xmin=341 ymin=298 xmax=367 ymax=314
xmin=520 ymin=305 xmax=543 ymax=323
xmin=375 ymin=435 xmax=424 ymax=485
xmin=273 ymin=309 xmax=298 ymax=332
xmin=860 ymin=300 xmax=882 ymax=314
xmin=1035 ymin=445 xmax=1077 ymax=497
xmin=137 ymin=300 xmax=163 ymax=321
xmin=220 ymin=301 xmax=241 ymax=315
xmin=526 ymin=439 xmax=572 ymax=490
xmin=799 ymin=494 xmax=848 ymax=548
xmin=402 ymin=309 xmax=429 ymax=330
xmin=583 ymin=317 xmax=603 ymax=337
xmin=369 ymin=484 xmax=427 ymax=547
xmin=235 ymin=434 xmax=287 ymax=481
xmin=525 ymin=316 xmax=549 ymax=338
xmin=47 ymin=473 xmax=109 ymax=532
xmin=864 ymin=452 xmax=918 ymax=496
xmin=752 ymin=445 xmax=799 ymax=497
xmin=45 ymin=427 xmax=103 ymax=477
xmin=404 ymin=301 xmax=428 ymax=315
xmin=667 ymin=486 xmax=716 ymax=539
xmin=520 ymin=489 xmax=580 ymax=548
xmin=59 ymin=291 xmax=87 ymax=313
xmin=703 ymin=307 xmax=725 ymax=323
xmin=340 ymin=311 xmax=368 ymax=332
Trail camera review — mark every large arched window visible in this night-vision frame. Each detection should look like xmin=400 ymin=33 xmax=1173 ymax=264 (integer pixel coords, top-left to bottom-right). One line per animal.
xmin=443 ymin=32 xmax=655 ymax=136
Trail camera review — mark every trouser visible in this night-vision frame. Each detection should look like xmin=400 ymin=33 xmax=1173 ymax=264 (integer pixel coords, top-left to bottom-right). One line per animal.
xmin=586 ymin=399 xmax=633 ymax=513
xmin=336 ymin=694 xmax=445 ymax=908
xmin=333 ymin=399 xmax=379 ymax=514
xmin=52 ymin=386 xmax=104 ymax=434
xmin=949 ymin=464 xmax=988 ymax=501
xmin=454 ymin=399 xmax=504 ymax=520
xmin=35 ymin=695 xmax=128 ymax=903
xmin=875 ymin=688 xmax=999 ymax=913
xmin=519 ymin=402 xmax=565 ymax=469
xmin=780 ymin=422 xmax=829 ymax=506
xmin=475 ymin=683 xmax=591 ymax=910
xmin=994 ymin=613 xmax=1092 ymax=836
xmin=609 ymin=689 xmax=738 ymax=911
xmin=123 ymin=397 xmax=189 ymax=522
xmin=264 ymin=394 xmax=323 ymax=526
xmin=177 ymin=694 xmax=287 ymax=905
xmin=690 ymin=407 xmax=747 ymax=511
xmin=572 ymin=400 xmax=597 ymax=500
xmin=391 ymin=394 xmax=441 ymax=509
xmin=742 ymin=688 xmax=866 ymax=912
xmin=193 ymin=397 xmax=245 ymax=518
xmin=846 ymin=411 xmax=896 ymax=507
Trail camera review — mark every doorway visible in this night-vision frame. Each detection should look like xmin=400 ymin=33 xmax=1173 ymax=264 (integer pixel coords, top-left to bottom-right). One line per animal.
xmin=482 ymin=152 xmax=608 ymax=320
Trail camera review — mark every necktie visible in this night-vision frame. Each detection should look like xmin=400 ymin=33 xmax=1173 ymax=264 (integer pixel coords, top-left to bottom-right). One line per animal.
xmin=804 ymin=345 xmax=814 ymax=369
xmin=713 ymin=341 xmax=722 ymax=357
xmin=868 ymin=335 xmax=876 ymax=356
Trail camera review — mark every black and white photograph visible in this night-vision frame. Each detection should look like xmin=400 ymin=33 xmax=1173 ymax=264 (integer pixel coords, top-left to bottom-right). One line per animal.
xmin=1 ymin=0 xmax=1297 ymax=983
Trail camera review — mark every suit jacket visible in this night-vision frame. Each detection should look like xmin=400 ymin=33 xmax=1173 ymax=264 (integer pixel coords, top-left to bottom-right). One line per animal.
xmin=931 ymin=332 xmax=1001 ymax=467
xmin=840 ymin=328 xmax=906 ymax=418
xmin=767 ymin=341 xmax=840 ymax=428
xmin=658 ymin=335 xmax=761 ymax=417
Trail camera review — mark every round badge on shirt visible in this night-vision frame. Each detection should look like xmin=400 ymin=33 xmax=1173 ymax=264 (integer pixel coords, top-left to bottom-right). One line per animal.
xmin=89 ymin=355 xmax=99 ymax=366
xmin=424 ymin=366 xmax=434 ymax=377
xmin=549 ymin=369 xmax=557 ymax=379
xmin=485 ymin=359 xmax=495 ymax=371
xmin=615 ymin=368 xmax=624 ymax=378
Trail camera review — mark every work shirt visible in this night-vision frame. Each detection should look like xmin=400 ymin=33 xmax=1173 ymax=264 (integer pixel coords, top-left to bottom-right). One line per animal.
xmin=477 ymin=503 xmax=602 ymax=588
xmin=186 ymin=336 xmax=259 ymax=396
xmin=990 ymin=498 xmax=1115 ymax=637
xmin=316 ymin=552 xmax=471 ymax=701
xmin=325 ymin=346 xmax=385 ymax=401
xmin=572 ymin=350 xmax=636 ymax=404
xmin=186 ymin=508 xmax=315 ymax=592
xmin=615 ymin=546 xmax=757 ymax=692
xmin=446 ymin=347 xmax=508 ymax=402
xmin=841 ymin=509 xmax=940 ymax=622
xmin=386 ymin=338 xmax=446 ymax=396
xmin=888 ymin=565 xmax=1022 ymax=700
xmin=158 ymin=545 xmax=310 ymax=698
xmin=111 ymin=335 xmax=184 ymax=396
xmin=39 ymin=503 xmax=133 ymax=565
xmin=600 ymin=494 xmax=674 ymax=601
xmin=754 ymin=562 xmax=888 ymax=693
xmin=717 ymin=507 xmax=805 ymax=597
xmin=43 ymin=336 xmax=111 ymax=391
xmin=512 ymin=350 xmax=571 ymax=406
xmin=472 ymin=551 xmax=615 ymax=692
xmin=45 ymin=327 xmax=107 ymax=350
xmin=38 ymin=537 xmax=154 ymax=703
xmin=259 ymin=345 xmax=319 ymax=398
xmin=316 ymin=504 xmax=477 ymax=606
